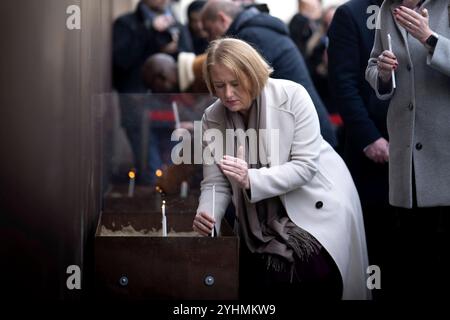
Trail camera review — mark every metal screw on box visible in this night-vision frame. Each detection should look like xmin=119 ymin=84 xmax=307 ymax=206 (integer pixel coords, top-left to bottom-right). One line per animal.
xmin=119 ymin=275 xmax=129 ymax=286
xmin=204 ymin=275 xmax=215 ymax=286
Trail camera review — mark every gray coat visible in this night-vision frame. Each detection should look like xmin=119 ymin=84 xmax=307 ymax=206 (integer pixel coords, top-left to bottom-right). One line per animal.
xmin=366 ymin=0 xmax=450 ymax=208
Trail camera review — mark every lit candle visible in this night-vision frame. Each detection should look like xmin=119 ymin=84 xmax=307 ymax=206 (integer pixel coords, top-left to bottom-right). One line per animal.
xmin=211 ymin=184 xmax=215 ymax=237
xmin=172 ymin=101 xmax=181 ymax=129
xmin=162 ymin=200 xmax=167 ymax=237
xmin=128 ymin=170 xmax=136 ymax=197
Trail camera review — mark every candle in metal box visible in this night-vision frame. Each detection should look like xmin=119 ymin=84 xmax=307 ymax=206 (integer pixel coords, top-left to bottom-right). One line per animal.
xmin=162 ymin=200 xmax=167 ymax=237
xmin=128 ymin=170 xmax=136 ymax=197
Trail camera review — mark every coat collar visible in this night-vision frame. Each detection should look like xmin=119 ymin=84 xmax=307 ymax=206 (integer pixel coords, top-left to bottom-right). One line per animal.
xmin=261 ymin=78 xmax=289 ymax=113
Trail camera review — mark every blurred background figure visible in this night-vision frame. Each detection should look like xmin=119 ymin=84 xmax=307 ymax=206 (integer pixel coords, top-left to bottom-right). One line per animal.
xmin=113 ymin=0 xmax=192 ymax=93
xmin=201 ymin=0 xmax=337 ymax=148
xmin=142 ymin=53 xmax=178 ymax=94
xmin=231 ymin=0 xmax=255 ymax=5
xmin=141 ymin=53 xmax=178 ymax=183
xmin=232 ymin=0 xmax=270 ymax=13
xmin=328 ymin=0 xmax=392 ymax=299
xmin=289 ymin=0 xmax=322 ymax=57
xmin=113 ymin=0 xmax=193 ymax=184
xmin=186 ymin=0 xmax=209 ymax=54
xmin=142 ymin=52 xmax=208 ymax=93
xmin=305 ymin=5 xmax=337 ymax=115
xmin=141 ymin=52 xmax=210 ymax=185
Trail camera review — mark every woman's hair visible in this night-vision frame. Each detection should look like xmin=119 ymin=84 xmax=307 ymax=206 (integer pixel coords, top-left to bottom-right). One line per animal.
xmin=203 ymin=38 xmax=273 ymax=99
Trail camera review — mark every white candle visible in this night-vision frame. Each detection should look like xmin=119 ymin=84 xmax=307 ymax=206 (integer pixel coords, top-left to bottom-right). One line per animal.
xmin=172 ymin=101 xmax=181 ymax=129
xmin=387 ymin=34 xmax=396 ymax=89
xmin=128 ymin=170 xmax=135 ymax=197
xmin=211 ymin=184 xmax=215 ymax=237
xmin=162 ymin=200 xmax=167 ymax=237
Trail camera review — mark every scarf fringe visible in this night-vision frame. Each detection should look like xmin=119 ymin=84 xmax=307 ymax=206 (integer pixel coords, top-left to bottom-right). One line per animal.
xmin=265 ymin=254 xmax=287 ymax=273
xmin=286 ymin=227 xmax=322 ymax=262
xmin=264 ymin=227 xmax=322 ymax=282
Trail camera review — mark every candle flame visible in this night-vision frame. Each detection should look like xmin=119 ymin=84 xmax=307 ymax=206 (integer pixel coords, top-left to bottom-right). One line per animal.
xmin=128 ymin=171 xmax=135 ymax=179
xmin=155 ymin=169 xmax=163 ymax=177
xmin=162 ymin=200 xmax=166 ymax=205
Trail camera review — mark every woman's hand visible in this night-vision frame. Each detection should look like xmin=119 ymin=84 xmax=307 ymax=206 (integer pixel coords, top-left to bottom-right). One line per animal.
xmin=393 ymin=6 xmax=433 ymax=44
xmin=219 ymin=146 xmax=250 ymax=189
xmin=193 ymin=211 xmax=215 ymax=236
xmin=377 ymin=50 xmax=398 ymax=83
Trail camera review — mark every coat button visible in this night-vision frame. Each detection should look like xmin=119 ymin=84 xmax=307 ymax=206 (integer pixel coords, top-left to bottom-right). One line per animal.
xmin=415 ymin=143 xmax=423 ymax=150
xmin=408 ymin=103 xmax=414 ymax=110
xmin=407 ymin=64 xmax=412 ymax=71
xmin=315 ymin=201 xmax=323 ymax=209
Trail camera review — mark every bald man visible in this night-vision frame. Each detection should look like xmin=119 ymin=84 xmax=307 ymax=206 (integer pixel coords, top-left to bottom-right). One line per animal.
xmin=142 ymin=53 xmax=178 ymax=93
xmin=142 ymin=52 xmax=207 ymax=93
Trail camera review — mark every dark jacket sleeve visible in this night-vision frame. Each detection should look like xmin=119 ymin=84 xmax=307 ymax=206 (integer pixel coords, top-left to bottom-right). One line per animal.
xmin=177 ymin=24 xmax=194 ymax=53
xmin=328 ymin=5 xmax=382 ymax=151
xmin=113 ymin=17 xmax=153 ymax=72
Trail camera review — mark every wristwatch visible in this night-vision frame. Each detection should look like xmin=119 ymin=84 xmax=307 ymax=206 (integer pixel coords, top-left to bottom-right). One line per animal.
xmin=425 ymin=33 xmax=439 ymax=52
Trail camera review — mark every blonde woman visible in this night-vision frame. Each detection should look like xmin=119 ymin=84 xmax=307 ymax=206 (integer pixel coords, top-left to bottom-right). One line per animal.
xmin=193 ymin=38 xmax=370 ymax=300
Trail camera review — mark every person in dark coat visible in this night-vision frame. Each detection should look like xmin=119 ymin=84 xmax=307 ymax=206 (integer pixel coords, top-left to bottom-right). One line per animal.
xmin=186 ymin=1 xmax=209 ymax=55
xmin=112 ymin=0 xmax=192 ymax=183
xmin=289 ymin=0 xmax=322 ymax=57
xmin=113 ymin=0 xmax=192 ymax=93
xmin=327 ymin=0 xmax=395 ymax=298
xmin=201 ymin=0 xmax=337 ymax=148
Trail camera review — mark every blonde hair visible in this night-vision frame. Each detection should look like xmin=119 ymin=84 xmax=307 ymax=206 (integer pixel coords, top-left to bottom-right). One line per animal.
xmin=203 ymin=38 xmax=273 ymax=99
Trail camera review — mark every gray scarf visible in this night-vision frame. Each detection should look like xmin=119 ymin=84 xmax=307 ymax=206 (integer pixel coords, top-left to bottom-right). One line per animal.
xmin=224 ymin=97 xmax=321 ymax=278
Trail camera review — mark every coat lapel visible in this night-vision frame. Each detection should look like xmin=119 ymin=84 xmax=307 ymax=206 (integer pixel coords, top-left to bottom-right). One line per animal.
xmin=390 ymin=1 xmax=408 ymax=45
xmin=260 ymin=79 xmax=292 ymax=167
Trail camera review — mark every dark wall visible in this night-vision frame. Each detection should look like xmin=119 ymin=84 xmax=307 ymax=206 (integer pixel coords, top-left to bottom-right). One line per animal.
xmin=0 ymin=0 xmax=113 ymax=299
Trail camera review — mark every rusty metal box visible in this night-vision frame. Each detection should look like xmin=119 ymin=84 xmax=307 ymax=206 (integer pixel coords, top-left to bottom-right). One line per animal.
xmin=94 ymin=202 xmax=239 ymax=300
